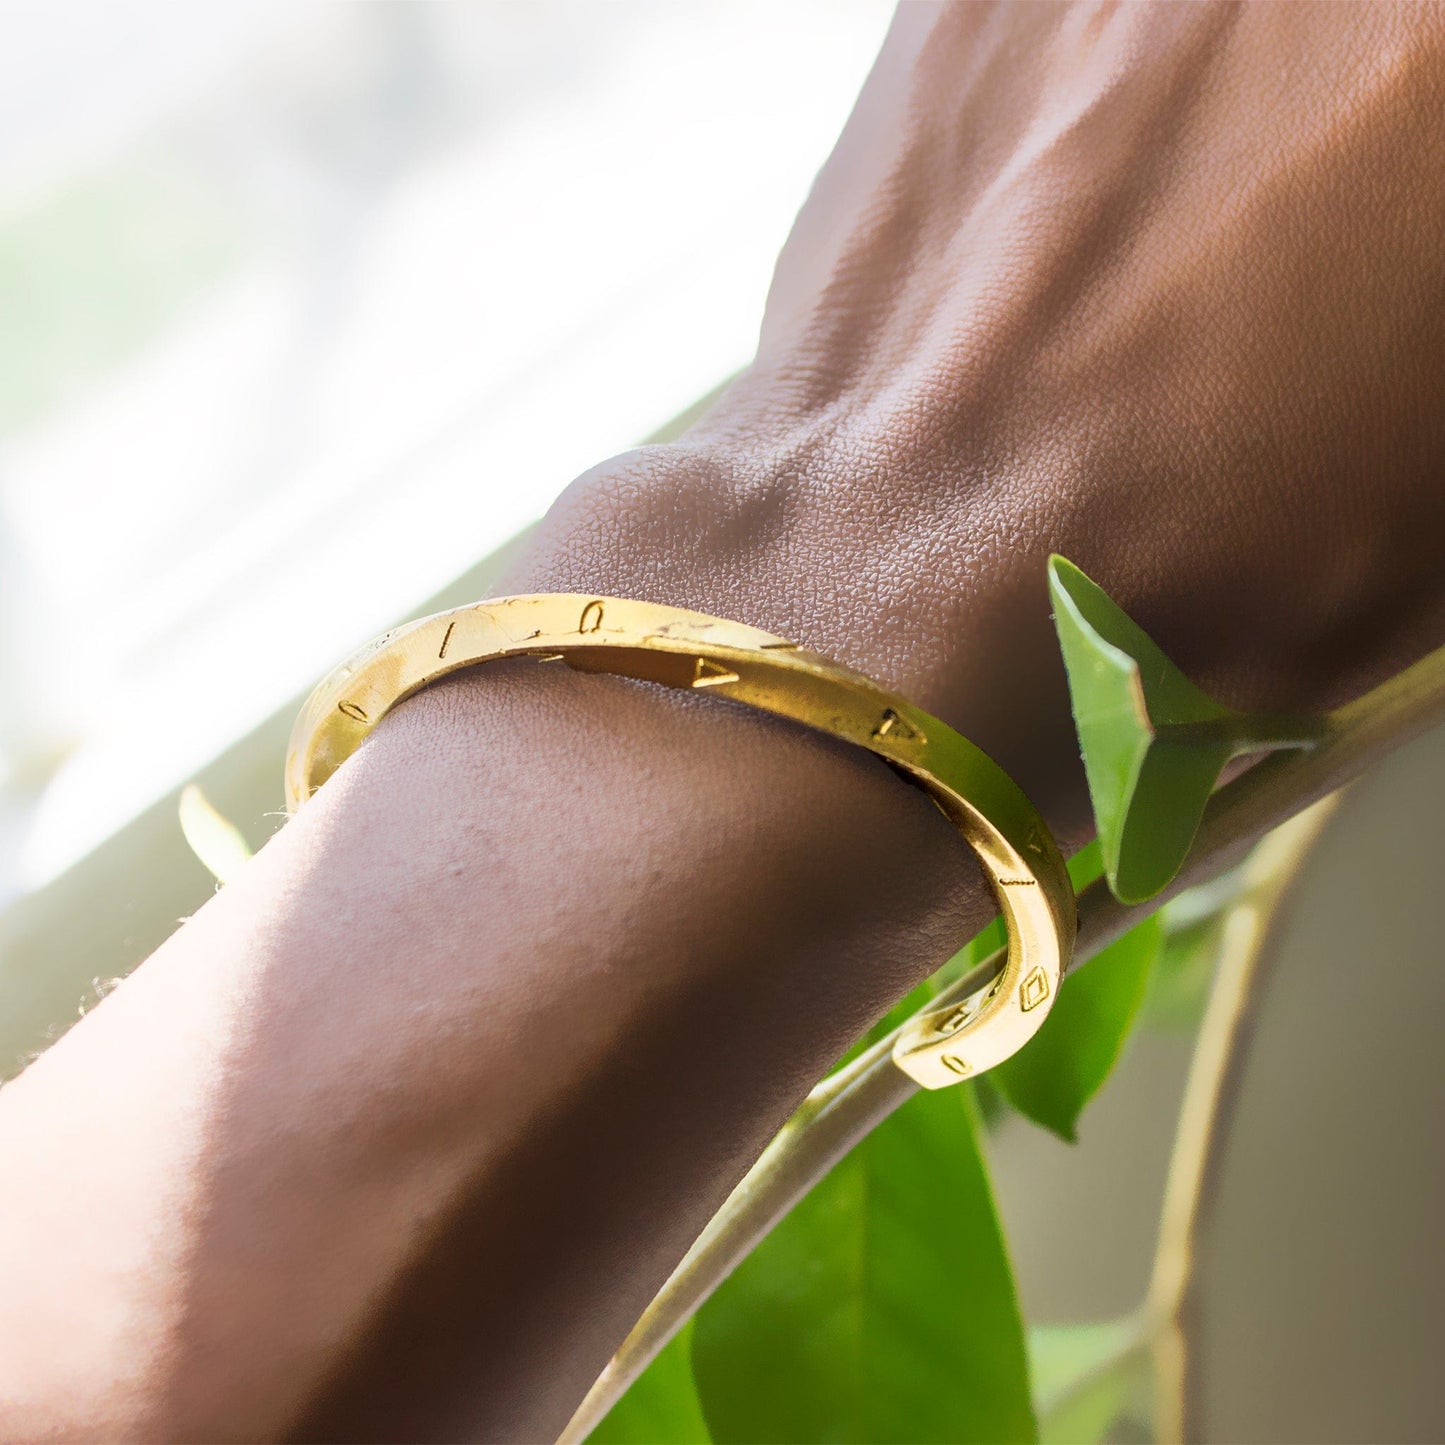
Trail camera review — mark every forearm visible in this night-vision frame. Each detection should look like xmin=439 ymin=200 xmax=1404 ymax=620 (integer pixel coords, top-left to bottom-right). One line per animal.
xmin=4 ymin=2 xmax=1445 ymax=1441
xmin=0 ymin=658 xmax=985 ymax=1441
xmin=515 ymin=1 xmax=1445 ymax=739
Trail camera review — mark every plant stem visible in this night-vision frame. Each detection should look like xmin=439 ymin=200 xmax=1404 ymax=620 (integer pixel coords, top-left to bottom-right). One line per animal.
xmin=1143 ymin=796 xmax=1339 ymax=1442
xmin=1036 ymin=801 xmax=1336 ymax=1443
xmin=1159 ymin=713 xmax=1327 ymax=756
xmin=558 ymin=642 xmax=1445 ymax=1445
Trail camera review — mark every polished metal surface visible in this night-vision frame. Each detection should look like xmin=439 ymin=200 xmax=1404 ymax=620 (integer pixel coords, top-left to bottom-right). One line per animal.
xmin=285 ymin=594 xmax=1076 ymax=1085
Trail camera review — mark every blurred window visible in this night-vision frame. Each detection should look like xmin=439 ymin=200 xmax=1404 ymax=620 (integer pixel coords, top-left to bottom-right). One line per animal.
xmin=0 ymin=0 xmax=889 ymax=895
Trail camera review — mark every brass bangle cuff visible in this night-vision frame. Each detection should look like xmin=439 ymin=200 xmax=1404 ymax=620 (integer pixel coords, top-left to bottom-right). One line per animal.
xmin=284 ymin=594 xmax=1076 ymax=1086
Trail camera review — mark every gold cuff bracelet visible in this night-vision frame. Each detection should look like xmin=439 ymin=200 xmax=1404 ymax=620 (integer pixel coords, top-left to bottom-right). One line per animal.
xmin=284 ymin=594 xmax=1076 ymax=1087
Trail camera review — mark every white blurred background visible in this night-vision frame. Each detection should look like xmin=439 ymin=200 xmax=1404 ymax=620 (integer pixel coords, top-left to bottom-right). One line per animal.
xmin=0 ymin=0 xmax=894 ymax=900
xmin=3 ymin=17 xmax=1443 ymax=1436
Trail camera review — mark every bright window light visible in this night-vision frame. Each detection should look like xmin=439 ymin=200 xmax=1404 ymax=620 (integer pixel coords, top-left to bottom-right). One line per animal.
xmin=0 ymin=1 xmax=893 ymax=891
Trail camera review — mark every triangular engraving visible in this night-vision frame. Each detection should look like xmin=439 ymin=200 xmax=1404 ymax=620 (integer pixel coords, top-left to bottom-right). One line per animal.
xmin=872 ymin=707 xmax=923 ymax=744
xmin=692 ymin=656 xmax=740 ymax=688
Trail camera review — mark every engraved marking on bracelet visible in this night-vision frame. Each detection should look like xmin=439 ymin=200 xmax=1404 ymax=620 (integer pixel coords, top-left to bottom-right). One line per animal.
xmin=872 ymin=707 xmax=923 ymax=743
xmin=936 ymin=1005 xmax=972 ymax=1036
xmin=692 ymin=657 xmax=740 ymax=688
xmin=285 ymin=594 xmax=1075 ymax=1088
xmin=1019 ymin=967 xmax=1050 ymax=1012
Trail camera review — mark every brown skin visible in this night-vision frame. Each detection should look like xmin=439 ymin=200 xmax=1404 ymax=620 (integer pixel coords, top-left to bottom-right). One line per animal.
xmin=2 ymin=3 xmax=1444 ymax=1439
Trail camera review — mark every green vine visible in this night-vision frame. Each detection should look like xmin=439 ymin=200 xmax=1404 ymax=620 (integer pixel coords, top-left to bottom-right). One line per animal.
xmin=552 ymin=558 xmax=1445 ymax=1445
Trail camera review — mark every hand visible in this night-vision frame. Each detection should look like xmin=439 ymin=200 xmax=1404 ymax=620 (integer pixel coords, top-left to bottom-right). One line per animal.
xmin=510 ymin=0 xmax=1445 ymax=844
xmin=3 ymin=4 xmax=1443 ymax=1440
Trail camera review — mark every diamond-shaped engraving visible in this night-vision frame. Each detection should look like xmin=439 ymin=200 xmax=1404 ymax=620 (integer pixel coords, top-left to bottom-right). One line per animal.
xmin=1019 ymin=966 xmax=1050 ymax=1012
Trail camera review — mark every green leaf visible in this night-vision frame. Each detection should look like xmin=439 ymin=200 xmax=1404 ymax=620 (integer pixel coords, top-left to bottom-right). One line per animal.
xmin=1030 ymin=1319 xmax=1140 ymax=1412
xmin=1140 ymin=855 xmax=1254 ymax=1033
xmin=1142 ymin=912 xmax=1225 ymax=1033
xmin=587 ymin=1321 xmax=710 ymax=1445
xmin=990 ymin=914 xmax=1162 ymax=1141
xmin=1031 ymin=1320 xmax=1151 ymax=1444
xmin=1048 ymin=556 xmax=1236 ymax=905
xmin=691 ymin=1086 xmax=1034 ymax=1444
xmin=1066 ymin=838 xmax=1104 ymax=892
xmin=1049 ymin=555 xmax=1325 ymax=904
xmin=178 ymin=783 xmax=253 ymax=885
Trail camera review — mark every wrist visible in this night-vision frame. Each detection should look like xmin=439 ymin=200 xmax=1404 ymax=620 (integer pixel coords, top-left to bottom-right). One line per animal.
xmin=496 ymin=429 xmax=1094 ymax=846
xmin=288 ymin=651 xmax=991 ymax=1436
xmin=493 ymin=0 xmax=1445 ymax=774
